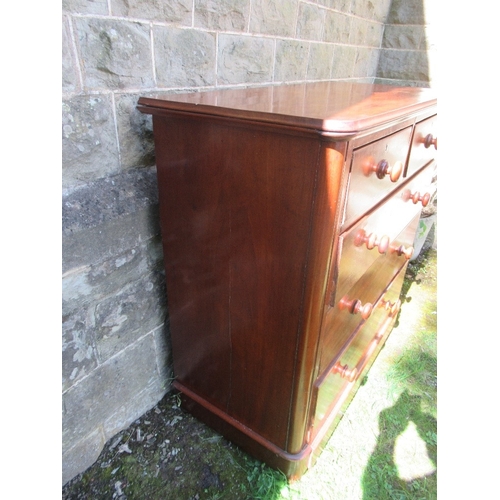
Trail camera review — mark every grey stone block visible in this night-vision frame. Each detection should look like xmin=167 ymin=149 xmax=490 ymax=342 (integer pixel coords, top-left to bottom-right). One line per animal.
xmin=249 ymin=0 xmax=299 ymax=38
xmin=62 ymin=306 xmax=99 ymax=392
xmin=63 ymin=17 xmax=79 ymax=93
xmin=194 ymin=0 xmax=250 ymax=31
xmin=353 ymin=47 xmax=380 ymax=78
xmin=274 ymin=39 xmax=309 ymax=82
xmin=324 ymin=11 xmax=350 ymax=44
xmin=331 ymin=44 xmax=356 ymax=79
xmin=351 ymin=0 xmax=392 ymax=23
xmin=382 ymin=25 xmax=423 ymax=50
xmin=365 ymin=21 xmax=384 ymax=48
xmin=63 ymin=0 xmax=108 ymax=14
xmin=386 ymin=0 xmax=426 ymax=24
xmin=348 ymin=17 xmax=369 ymax=46
xmin=62 ymin=95 xmax=120 ymax=190
xmin=62 ymin=426 xmax=106 ymax=485
xmin=307 ymin=43 xmax=335 ymax=80
xmin=62 ymin=236 xmax=164 ymax=316
xmin=111 ymin=0 xmax=193 ymax=24
xmin=62 ymin=166 xmax=159 ymax=235
xmin=62 ymin=204 xmax=160 ymax=273
xmin=94 ymin=267 xmax=167 ymax=362
xmin=75 ymin=17 xmax=153 ymax=90
xmin=115 ymin=93 xmax=155 ymax=169
xmin=62 ymin=332 xmax=167 ymax=450
xmin=154 ymin=26 xmax=216 ymax=88
xmin=296 ymin=3 xmax=325 ymax=41
xmin=217 ymin=34 xmax=273 ymax=85
xmin=377 ymin=48 xmax=430 ymax=82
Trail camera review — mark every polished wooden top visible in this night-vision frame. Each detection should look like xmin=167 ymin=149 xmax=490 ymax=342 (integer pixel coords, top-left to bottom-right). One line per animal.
xmin=138 ymin=82 xmax=436 ymax=136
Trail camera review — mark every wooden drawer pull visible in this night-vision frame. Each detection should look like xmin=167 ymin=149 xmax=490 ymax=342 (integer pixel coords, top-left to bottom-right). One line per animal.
xmin=390 ymin=243 xmax=414 ymax=260
xmin=363 ymin=158 xmax=403 ymax=182
xmin=332 ymin=362 xmax=358 ymax=382
xmin=424 ymin=133 xmax=438 ymax=150
xmin=354 ymin=229 xmax=390 ymax=254
xmin=379 ymin=298 xmax=401 ymax=317
xmin=338 ymin=296 xmax=373 ymax=320
xmin=402 ymin=189 xmax=431 ymax=207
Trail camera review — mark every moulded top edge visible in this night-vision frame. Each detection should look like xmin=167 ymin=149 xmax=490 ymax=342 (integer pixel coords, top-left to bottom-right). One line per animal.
xmin=137 ymin=81 xmax=437 ymax=136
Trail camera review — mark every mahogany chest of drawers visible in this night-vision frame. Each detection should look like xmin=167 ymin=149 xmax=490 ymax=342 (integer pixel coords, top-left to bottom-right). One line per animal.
xmin=138 ymin=82 xmax=437 ymax=479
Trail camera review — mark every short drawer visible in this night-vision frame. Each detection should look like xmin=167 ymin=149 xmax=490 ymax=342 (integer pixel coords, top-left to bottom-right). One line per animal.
xmin=310 ymin=268 xmax=406 ymax=433
xmin=343 ymin=126 xmax=413 ymax=228
xmin=407 ymin=115 xmax=437 ymax=177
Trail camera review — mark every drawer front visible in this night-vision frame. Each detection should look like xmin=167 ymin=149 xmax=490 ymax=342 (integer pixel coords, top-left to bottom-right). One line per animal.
xmin=344 ymin=126 xmax=413 ymax=228
xmin=335 ymin=194 xmax=422 ymax=305
xmin=319 ymin=240 xmax=409 ymax=374
xmin=310 ymin=268 xmax=406 ymax=433
xmin=407 ymin=115 xmax=437 ymax=178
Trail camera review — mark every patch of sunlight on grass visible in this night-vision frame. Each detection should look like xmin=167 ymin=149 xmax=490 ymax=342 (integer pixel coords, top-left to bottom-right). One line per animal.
xmin=394 ymin=421 xmax=436 ymax=481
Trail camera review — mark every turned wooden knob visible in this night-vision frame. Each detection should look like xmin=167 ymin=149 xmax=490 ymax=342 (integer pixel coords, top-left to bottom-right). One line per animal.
xmin=362 ymin=158 xmax=403 ymax=182
xmin=338 ymin=296 xmax=373 ymax=319
xmin=424 ymin=133 xmax=437 ymax=150
xmin=402 ymin=189 xmax=431 ymax=207
xmin=380 ymin=298 xmax=401 ymax=316
xmin=332 ymin=361 xmax=358 ymax=382
xmin=354 ymin=229 xmax=390 ymax=254
xmin=390 ymin=243 xmax=414 ymax=260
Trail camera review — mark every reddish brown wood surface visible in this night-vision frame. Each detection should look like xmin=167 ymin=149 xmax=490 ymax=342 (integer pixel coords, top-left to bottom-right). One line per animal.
xmin=138 ymin=82 xmax=436 ymax=136
xmin=138 ymin=82 xmax=437 ymax=478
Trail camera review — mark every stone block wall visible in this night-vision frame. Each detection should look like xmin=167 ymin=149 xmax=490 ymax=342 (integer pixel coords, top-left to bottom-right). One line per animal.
xmin=375 ymin=0 xmax=437 ymax=87
xmin=61 ymin=0 xmax=435 ymax=486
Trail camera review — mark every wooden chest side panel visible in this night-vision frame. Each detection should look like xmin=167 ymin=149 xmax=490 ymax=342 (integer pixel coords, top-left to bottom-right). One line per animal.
xmin=152 ymin=115 xmax=322 ymax=448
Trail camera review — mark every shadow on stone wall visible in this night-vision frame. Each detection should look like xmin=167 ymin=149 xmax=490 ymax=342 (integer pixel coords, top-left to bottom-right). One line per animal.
xmin=376 ymin=0 xmax=433 ymax=87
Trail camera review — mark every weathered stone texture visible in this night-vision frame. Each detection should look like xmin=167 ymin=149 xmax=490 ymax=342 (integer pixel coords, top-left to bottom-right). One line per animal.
xmin=154 ymin=26 xmax=216 ymax=88
xmin=249 ymin=0 xmax=298 ymax=38
xmin=62 ymin=306 xmax=99 ymax=392
xmin=94 ymin=268 xmax=167 ymax=362
xmin=324 ymin=11 xmax=350 ymax=45
xmin=217 ymin=35 xmax=274 ymax=85
xmin=62 ymin=167 xmax=159 ymax=236
xmin=296 ymin=3 xmax=325 ymax=41
xmin=62 ymin=333 xmax=169 ymax=449
xmin=115 ymin=93 xmax=155 ymax=169
xmin=307 ymin=43 xmax=334 ymax=80
xmin=62 ymin=17 xmax=79 ymax=92
xmin=62 ymin=237 xmax=163 ymax=318
xmin=352 ymin=47 xmax=379 ymax=78
xmin=348 ymin=17 xmax=369 ymax=46
xmin=63 ymin=206 xmax=160 ymax=275
xmin=62 ymin=427 xmax=106 ymax=486
xmin=75 ymin=18 xmax=153 ymax=90
xmin=194 ymin=0 xmax=250 ymax=31
xmin=274 ymin=39 xmax=309 ymax=82
xmin=386 ymin=0 xmax=426 ymax=24
xmin=383 ymin=25 xmax=423 ymax=50
xmin=331 ymin=44 xmax=356 ymax=79
xmin=62 ymin=0 xmax=108 ymax=15
xmin=351 ymin=0 xmax=392 ymax=23
xmin=62 ymin=95 xmax=120 ymax=190
xmin=377 ymin=49 xmax=430 ymax=82
xmin=111 ymin=0 xmax=193 ymax=25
